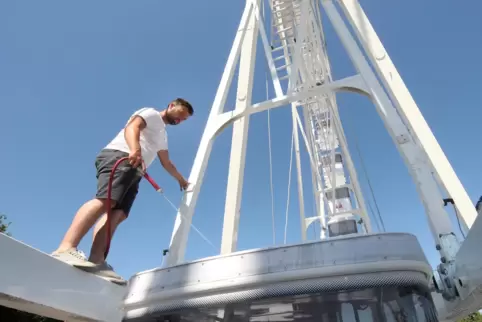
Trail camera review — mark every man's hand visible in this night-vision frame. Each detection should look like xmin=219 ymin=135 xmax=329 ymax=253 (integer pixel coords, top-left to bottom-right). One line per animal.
xmin=178 ymin=177 xmax=190 ymax=191
xmin=128 ymin=149 xmax=143 ymax=168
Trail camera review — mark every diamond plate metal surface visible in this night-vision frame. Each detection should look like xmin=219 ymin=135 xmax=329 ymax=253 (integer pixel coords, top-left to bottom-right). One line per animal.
xmin=123 ymin=270 xmax=429 ymax=321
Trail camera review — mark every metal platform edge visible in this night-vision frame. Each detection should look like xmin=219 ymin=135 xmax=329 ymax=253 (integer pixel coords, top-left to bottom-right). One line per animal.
xmin=0 ymin=233 xmax=127 ymax=322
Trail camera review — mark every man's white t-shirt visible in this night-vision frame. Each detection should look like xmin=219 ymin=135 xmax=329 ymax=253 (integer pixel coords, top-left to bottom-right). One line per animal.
xmin=105 ymin=107 xmax=168 ymax=167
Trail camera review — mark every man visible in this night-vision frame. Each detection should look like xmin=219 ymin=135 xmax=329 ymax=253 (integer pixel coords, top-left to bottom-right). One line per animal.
xmin=51 ymin=98 xmax=193 ymax=285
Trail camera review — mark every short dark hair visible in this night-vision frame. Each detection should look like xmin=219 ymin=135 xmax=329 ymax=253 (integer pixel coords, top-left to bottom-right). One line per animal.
xmin=170 ymin=98 xmax=194 ymax=115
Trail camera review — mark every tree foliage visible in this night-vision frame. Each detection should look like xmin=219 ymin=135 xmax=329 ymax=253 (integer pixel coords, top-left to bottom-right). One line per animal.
xmin=0 ymin=214 xmax=60 ymax=322
xmin=459 ymin=312 xmax=482 ymax=322
xmin=0 ymin=214 xmax=11 ymax=235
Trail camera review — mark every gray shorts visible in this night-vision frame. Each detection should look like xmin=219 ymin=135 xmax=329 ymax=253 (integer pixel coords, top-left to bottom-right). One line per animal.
xmin=94 ymin=149 xmax=143 ymax=217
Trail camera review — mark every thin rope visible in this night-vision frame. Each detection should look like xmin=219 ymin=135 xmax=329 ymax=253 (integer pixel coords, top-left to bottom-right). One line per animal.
xmin=284 ymin=130 xmax=295 ymax=244
xmin=366 ymin=196 xmax=381 ymax=232
xmin=351 ymin=130 xmax=386 ymax=232
xmin=267 ymin=93 xmax=276 ymax=243
xmin=161 ymin=193 xmax=217 ymax=249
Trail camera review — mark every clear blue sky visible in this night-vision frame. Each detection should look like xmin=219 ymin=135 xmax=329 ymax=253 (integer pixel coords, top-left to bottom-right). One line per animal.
xmin=1 ymin=0 xmax=481 ymax=280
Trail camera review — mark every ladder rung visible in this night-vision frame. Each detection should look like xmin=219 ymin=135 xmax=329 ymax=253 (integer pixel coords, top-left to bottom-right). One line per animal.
xmin=276 ymin=64 xmax=290 ymax=72
xmin=272 ymin=0 xmax=291 ymax=6
xmin=272 ymin=8 xmax=295 ymax=16
xmin=277 ymin=26 xmax=294 ymax=33
xmin=273 ymin=55 xmax=288 ymax=62
xmin=273 ymin=0 xmax=300 ymax=6
xmin=272 ymin=18 xmax=294 ymax=27
xmin=272 ymin=6 xmax=293 ymax=14
xmin=271 ymin=44 xmax=293 ymax=52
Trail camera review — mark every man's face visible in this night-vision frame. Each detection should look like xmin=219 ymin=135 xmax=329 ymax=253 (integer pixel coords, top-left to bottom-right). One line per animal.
xmin=165 ymin=104 xmax=191 ymax=125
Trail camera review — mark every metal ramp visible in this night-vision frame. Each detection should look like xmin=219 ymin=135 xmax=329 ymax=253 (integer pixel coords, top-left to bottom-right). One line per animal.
xmin=0 ymin=233 xmax=126 ymax=322
xmin=122 ymin=233 xmax=435 ymax=321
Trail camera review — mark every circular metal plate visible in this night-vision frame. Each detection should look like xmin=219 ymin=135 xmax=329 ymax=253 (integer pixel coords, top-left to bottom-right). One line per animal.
xmin=123 ymin=233 xmax=432 ymax=320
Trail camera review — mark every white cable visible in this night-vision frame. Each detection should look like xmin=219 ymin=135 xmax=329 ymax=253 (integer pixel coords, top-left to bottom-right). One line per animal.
xmin=351 ymin=132 xmax=386 ymax=232
xmin=161 ymin=193 xmax=217 ymax=249
xmin=267 ymin=105 xmax=276 ymax=243
xmin=284 ymin=130 xmax=294 ymax=244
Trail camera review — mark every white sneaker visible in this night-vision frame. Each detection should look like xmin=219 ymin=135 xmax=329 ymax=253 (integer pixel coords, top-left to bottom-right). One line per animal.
xmin=82 ymin=261 xmax=128 ymax=285
xmin=51 ymin=248 xmax=96 ymax=268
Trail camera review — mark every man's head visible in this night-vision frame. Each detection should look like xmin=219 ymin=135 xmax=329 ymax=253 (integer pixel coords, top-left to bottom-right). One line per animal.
xmin=162 ymin=98 xmax=194 ymax=125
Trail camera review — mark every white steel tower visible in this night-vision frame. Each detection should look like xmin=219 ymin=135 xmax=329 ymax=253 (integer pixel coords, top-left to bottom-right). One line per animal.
xmin=2 ymin=1 xmax=482 ymax=321
xmin=163 ymin=0 xmax=476 ymax=267
xmin=135 ymin=0 xmax=480 ymax=320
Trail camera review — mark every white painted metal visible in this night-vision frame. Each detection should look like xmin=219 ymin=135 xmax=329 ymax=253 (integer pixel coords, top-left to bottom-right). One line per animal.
xmin=123 ymin=233 xmax=433 ymax=320
xmin=220 ymin=0 xmax=260 ymax=255
xmin=165 ymin=0 xmax=370 ymax=263
xmin=432 ymin=206 xmax=482 ymax=321
xmin=2 ymin=1 xmax=481 ymax=321
xmin=162 ymin=0 xmax=482 ymax=319
xmin=322 ymin=0 xmax=457 ymax=255
xmin=166 ymin=0 xmax=465 ymax=268
xmin=291 ymin=104 xmax=308 ymax=241
xmin=320 ymin=0 xmax=481 ymax=317
xmin=0 ymin=233 xmax=126 ymax=322
xmin=267 ymin=0 xmax=371 ymax=237
xmin=259 ymin=4 xmax=310 ymax=242
xmin=164 ymin=2 xmax=255 ymax=266
xmin=337 ymin=0 xmax=477 ymax=233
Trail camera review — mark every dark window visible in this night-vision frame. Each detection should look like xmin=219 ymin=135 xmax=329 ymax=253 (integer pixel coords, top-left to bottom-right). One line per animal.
xmin=328 ymin=219 xmax=358 ymax=237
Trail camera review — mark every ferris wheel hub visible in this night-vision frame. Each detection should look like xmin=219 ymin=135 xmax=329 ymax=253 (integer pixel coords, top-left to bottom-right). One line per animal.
xmin=122 ymin=232 xmax=432 ymax=321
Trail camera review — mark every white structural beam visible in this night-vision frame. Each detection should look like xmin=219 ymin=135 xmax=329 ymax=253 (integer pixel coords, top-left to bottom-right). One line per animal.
xmin=337 ymin=0 xmax=477 ymax=231
xmin=322 ymin=0 xmax=456 ymax=252
xmin=258 ymin=3 xmax=310 ymax=242
xmin=301 ymin=105 xmax=325 ymax=238
xmin=220 ymin=0 xmax=260 ymax=255
xmin=212 ymin=75 xmax=367 ymax=138
xmin=167 ymin=0 xmax=471 ymax=280
xmin=268 ymin=0 xmax=371 ymax=237
xmin=0 ymin=233 xmax=125 ymax=322
xmin=164 ymin=1 xmax=255 ymax=266
xmin=291 ymin=104 xmax=308 ymax=241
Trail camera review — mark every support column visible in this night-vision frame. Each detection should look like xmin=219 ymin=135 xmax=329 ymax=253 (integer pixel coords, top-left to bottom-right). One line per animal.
xmin=165 ymin=2 xmax=254 ymax=266
xmin=292 ymin=104 xmax=308 ymax=241
xmin=322 ymin=0 xmax=455 ymax=251
xmin=338 ymin=0 xmax=477 ymax=230
xmin=220 ymin=0 xmax=260 ymax=255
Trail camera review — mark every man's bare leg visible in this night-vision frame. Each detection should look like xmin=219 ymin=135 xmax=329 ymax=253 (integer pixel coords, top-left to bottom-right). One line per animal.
xmin=89 ymin=210 xmax=126 ymax=264
xmin=52 ymin=198 xmax=114 ymax=267
xmin=75 ymin=210 xmax=128 ymax=285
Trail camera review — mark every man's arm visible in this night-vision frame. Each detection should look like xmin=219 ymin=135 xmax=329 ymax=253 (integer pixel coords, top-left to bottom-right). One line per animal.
xmin=157 ymin=150 xmax=184 ymax=181
xmin=124 ymin=116 xmax=146 ymax=167
xmin=157 ymin=150 xmax=189 ymax=190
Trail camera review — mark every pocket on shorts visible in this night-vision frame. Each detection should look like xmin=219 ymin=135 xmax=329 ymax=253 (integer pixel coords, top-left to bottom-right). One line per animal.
xmin=94 ymin=150 xmax=122 ymax=175
xmin=94 ymin=151 xmax=110 ymax=171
